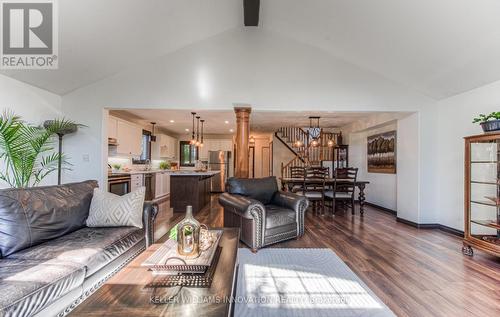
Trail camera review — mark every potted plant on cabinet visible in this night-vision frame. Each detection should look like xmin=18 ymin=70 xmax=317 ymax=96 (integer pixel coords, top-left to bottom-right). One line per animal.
xmin=473 ymin=112 xmax=500 ymax=132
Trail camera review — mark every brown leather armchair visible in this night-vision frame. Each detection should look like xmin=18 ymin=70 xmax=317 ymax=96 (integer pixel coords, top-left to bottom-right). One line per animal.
xmin=218 ymin=176 xmax=308 ymax=252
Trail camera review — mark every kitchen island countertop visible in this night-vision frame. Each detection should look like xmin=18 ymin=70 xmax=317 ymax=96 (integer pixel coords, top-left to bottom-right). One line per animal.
xmin=169 ymin=170 xmax=220 ymax=177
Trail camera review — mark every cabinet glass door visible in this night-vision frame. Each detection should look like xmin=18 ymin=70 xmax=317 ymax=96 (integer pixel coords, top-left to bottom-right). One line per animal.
xmin=469 ymin=139 xmax=500 ymax=245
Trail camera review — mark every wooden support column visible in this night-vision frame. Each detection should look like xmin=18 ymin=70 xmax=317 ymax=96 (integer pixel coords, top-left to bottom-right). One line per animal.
xmin=234 ymin=106 xmax=251 ymax=178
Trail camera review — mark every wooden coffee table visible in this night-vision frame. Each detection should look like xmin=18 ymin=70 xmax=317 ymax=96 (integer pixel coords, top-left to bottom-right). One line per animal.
xmin=70 ymin=228 xmax=240 ymax=317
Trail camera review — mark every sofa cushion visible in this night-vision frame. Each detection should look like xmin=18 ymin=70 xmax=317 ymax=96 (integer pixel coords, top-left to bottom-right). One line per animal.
xmin=9 ymin=227 xmax=144 ymax=277
xmin=0 ymin=258 xmax=85 ymax=317
xmin=226 ymin=177 xmax=278 ymax=205
xmin=0 ymin=180 xmax=98 ymax=257
xmin=265 ymin=204 xmax=296 ymax=229
xmin=87 ymin=187 xmax=145 ymax=228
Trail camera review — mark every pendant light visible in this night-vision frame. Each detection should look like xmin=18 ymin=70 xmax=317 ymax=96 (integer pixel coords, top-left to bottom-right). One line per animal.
xmin=150 ymin=122 xmax=157 ymax=142
xmin=200 ymin=119 xmax=205 ymax=147
xmin=190 ymin=112 xmax=196 ymax=144
xmin=195 ymin=116 xmax=201 ymax=146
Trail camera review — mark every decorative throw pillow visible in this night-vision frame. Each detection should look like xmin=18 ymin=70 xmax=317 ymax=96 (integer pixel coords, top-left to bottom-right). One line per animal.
xmin=86 ymin=187 xmax=145 ymax=228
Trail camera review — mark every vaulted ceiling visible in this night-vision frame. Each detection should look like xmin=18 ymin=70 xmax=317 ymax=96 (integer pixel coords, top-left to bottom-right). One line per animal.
xmin=1 ymin=0 xmax=243 ymax=94
xmin=2 ymin=0 xmax=500 ymax=100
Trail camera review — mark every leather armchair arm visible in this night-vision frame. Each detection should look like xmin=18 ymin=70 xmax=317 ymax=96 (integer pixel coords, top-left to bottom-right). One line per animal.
xmin=143 ymin=201 xmax=159 ymax=247
xmin=219 ymin=193 xmax=266 ymax=250
xmin=272 ymin=191 xmax=306 ymax=211
xmin=219 ymin=193 xmax=266 ymax=221
xmin=271 ymin=191 xmax=308 ymax=237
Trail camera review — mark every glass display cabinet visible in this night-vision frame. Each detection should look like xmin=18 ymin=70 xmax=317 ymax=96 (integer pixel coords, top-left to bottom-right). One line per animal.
xmin=463 ymin=133 xmax=500 ymax=257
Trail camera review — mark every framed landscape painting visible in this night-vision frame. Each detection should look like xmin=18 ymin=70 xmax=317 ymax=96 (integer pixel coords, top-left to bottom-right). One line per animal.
xmin=367 ymin=131 xmax=396 ymax=174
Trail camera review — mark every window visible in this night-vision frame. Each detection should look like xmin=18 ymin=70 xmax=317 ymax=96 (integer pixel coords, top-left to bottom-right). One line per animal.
xmin=132 ymin=130 xmax=151 ymax=164
xmin=180 ymin=141 xmax=198 ymax=166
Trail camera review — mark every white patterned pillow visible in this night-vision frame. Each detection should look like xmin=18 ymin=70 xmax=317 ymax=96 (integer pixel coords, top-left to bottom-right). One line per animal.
xmin=87 ymin=187 xmax=145 ymax=228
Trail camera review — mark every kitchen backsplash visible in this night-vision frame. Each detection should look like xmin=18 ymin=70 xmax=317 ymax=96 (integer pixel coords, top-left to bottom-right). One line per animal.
xmin=108 ymin=157 xmax=179 ymax=171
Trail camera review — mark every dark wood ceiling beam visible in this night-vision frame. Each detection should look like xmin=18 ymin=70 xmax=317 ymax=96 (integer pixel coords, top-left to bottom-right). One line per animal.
xmin=243 ymin=0 xmax=260 ymax=26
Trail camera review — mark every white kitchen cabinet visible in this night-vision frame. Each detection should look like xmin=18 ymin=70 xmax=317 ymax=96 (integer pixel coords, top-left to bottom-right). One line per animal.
xmin=154 ymin=172 xmax=170 ymax=199
xmin=164 ymin=173 xmax=170 ymax=195
xmin=142 ymin=133 xmax=178 ymax=160
xmin=199 ymin=139 xmax=233 ymax=160
xmin=156 ymin=134 xmax=177 ymax=159
xmin=108 ymin=117 xmax=117 ymax=139
xmin=115 ymin=119 xmax=142 ymax=156
xmin=160 ymin=136 xmax=169 ymax=158
xmin=151 ymin=135 xmax=161 ymax=159
xmin=166 ymin=136 xmax=177 ymax=158
xmin=130 ymin=125 xmax=142 ymax=155
xmin=155 ymin=173 xmax=162 ymax=197
xmin=131 ymin=174 xmax=143 ymax=192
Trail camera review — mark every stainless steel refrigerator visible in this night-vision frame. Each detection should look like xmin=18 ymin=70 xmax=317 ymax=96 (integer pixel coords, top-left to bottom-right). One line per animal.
xmin=209 ymin=151 xmax=232 ymax=193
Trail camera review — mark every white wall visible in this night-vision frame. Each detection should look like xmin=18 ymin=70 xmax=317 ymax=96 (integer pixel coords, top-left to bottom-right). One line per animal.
xmin=397 ymin=113 xmax=420 ymax=223
xmin=437 ymin=80 xmax=500 ymax=231
xmin=272 ymin=134 xmax=302 ymax=181
xmin=60 ymin=28 xmax=433 ymax=188
xmin=0 ymin=74 xmax=62 ymax=188
xmin=348 ymin=122 xmax=398 ymax=211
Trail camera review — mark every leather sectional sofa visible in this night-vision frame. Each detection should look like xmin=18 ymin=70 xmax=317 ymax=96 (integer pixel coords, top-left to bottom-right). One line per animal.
xmin=0 ymin=181 xmax=158 ymax=317
xmin=219 ymin=176 xmax=308 ymax=251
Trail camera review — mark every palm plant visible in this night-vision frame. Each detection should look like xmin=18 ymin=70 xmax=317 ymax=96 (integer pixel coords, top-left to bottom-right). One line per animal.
xmin=0 ymin=111 xmax=79 ymax=188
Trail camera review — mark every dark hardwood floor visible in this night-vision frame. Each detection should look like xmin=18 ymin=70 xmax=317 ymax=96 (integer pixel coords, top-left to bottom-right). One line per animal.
xmin=154 ymin=196 xmax=500 ymax=317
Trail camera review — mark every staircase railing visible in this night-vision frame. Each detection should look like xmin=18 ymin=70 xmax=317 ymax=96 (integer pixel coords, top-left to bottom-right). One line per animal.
xmin=275 ymin=128 xmax=306 ymax=162
xmin=276 ymin=127 xmax=342 ymax=177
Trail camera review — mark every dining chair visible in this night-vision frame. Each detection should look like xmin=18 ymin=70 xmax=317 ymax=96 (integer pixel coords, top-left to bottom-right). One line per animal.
xmin=297 ymin=166 xmax=328 ymax=215
xmin=289 ymin=166 xmax=306 ymax=193
xmin=325 ymin=168 xmax=359 ymax=215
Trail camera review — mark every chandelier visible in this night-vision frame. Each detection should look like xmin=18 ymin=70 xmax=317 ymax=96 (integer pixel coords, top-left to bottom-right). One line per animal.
xmin=292 ymin=116 xmax=336 ymax=148
xmin=308 ymin=116 xmax=321 ymax=147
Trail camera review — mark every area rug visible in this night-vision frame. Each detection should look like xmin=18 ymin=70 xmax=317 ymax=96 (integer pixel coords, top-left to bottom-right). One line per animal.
xmin=235 ymin=248 xmax=395 ymax=317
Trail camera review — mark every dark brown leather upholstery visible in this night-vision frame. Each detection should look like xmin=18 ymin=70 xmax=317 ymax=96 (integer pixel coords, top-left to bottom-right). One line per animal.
xmin=0 ymin=180 xmax=98 ymax=257
xmin=0 ymin=181 xmax=158 ymax=317
xmin=219 ymin=177 xmax=308 ymax=251
xmin=226 ymin=176 xmax=278 ymax=205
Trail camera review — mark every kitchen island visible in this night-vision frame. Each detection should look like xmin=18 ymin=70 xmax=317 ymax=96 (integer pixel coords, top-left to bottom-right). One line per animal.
xmin=170 ymin=171 xmax=220 ymax=214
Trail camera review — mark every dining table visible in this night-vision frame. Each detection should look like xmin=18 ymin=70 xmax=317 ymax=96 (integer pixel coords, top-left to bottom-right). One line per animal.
xmin=279 ymin=177 xmax=370 ymax=214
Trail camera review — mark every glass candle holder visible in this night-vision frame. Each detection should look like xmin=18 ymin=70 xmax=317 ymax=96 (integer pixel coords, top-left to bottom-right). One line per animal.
xmin=177 ymin=205 xmax=200 ymax=257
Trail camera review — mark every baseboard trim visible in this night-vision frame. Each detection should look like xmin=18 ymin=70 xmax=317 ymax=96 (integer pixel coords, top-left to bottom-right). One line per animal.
xmin=396 ymin=217 xmax=438 ymax=229
xmin=361 ymin=202 xmax=464 ymax=237
xmin=396 ymin=217 xmax=464 ymax=237
xmin=364 ymin=202 xmax=397 ymax=215
xmin=438 ymin=224 xmax=464 ymax=237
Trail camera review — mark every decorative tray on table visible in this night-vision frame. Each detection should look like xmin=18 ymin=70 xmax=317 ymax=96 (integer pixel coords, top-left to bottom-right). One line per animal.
xmin=141 ymin=229 xmax=223 ymax=288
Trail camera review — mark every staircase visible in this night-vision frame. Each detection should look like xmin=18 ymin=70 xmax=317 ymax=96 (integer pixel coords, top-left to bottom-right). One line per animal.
xmin=275 ymin=127 xmax=341 ymax=177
